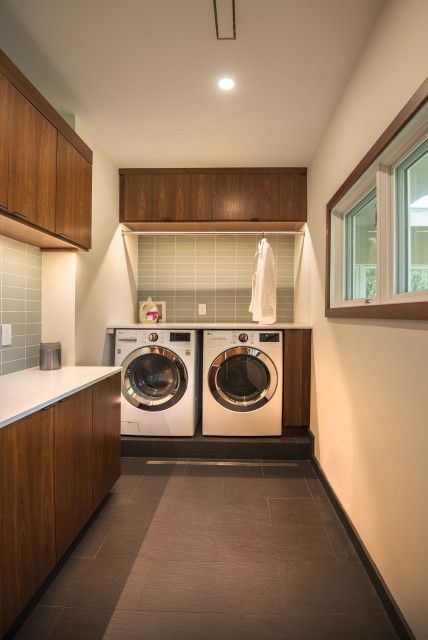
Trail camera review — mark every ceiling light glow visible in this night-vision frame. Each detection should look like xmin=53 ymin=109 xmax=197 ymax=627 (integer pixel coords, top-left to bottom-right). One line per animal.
xmin=218 ymin=77 xmax=235 ymax=91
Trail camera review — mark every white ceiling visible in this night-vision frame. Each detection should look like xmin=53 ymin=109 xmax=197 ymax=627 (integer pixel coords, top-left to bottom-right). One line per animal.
xmin=0 ymin=0 xmax=384 ymax=167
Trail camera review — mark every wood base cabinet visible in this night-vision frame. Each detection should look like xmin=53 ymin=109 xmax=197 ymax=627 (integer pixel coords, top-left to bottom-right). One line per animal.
xmin=283 ymin=330 xmax=312 ymax=427
xmin=0 ymin=373 xmax=120 ymax=638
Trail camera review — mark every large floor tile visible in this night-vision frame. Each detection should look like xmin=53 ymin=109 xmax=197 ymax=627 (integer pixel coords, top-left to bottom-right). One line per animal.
xmin=14 ymin=606 xmax=63 ymax=640
xmin=306 ymin=477 xmax=331 ymax=500
xmin=162 ymin=475 xmax=224 ymax=497
xmin=217 ymin=524 xmax=335 ymax=563
xmin=185 ymin=462 xmax=263 ymax=477
xmin=40 ymin=557 xmax=135 ymax=609
xmin=358 ymin=612 xmax=399 ymax=639
xmin=71 ymin=520 xmax=115 ymax=559
xmin=151 ymin=496 xmax=223 ymax=528
xmin=46 ymin=607 xmax=114 ymax=640
xmin=138 ymin=523 xmax=218 ymax=561
xmin=262 ymin=460 xmax=317 ymax=478
xmin=95 ymin=493 xmax=161 ymax=523
xmin=269 ymin=498 xmax=339 ymax=525
xmin=111 ymin=474 xmax=142 ymax=495
xmin=277 ymin=562 xmax=383 ymax=614
xmin=219 ymin=497 xmax=271 ymax=525
xmin=139 ymin=560 xmax=279 ymax=614
xmin=324 ymin=524 xmax=360 ymax=562
xmin=96 ymin=519 xmax=153 ymax=560
xmin=223 ymin=476 xmax=311 ymax=499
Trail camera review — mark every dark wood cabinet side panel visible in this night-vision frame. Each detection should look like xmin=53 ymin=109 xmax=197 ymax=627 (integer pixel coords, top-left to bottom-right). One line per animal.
xmin=56 ymin=133 xmax=92 ymax=249
xmin=0 ymin=408 xmax=56 ymax=636
xmin=277 ymin=173 xmax=307 ymax=221
xmin=0 ymin=72 xmax=10 ymax=209
xmin=8 ymin=85 xmax=57 ymax=232
xmin=211 ymin=172 xmax=241 ymax=220
xmin=93 ymin=374 xmax=121 ymax=507
xmin=239 ymin=173 xmax=278 ymax=220
xmin=54 ymin=387 xmax=93 ymax=560
xmin=283 ymin=330 xmax=311 ymax=427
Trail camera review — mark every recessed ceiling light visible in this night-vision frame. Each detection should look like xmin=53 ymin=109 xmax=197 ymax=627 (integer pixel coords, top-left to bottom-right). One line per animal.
xmin=218 ymin=77 xmax=235 ymax=91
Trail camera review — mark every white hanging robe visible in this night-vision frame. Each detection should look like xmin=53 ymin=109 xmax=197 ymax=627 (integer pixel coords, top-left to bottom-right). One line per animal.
xmin=249 ymin=238 xmax=277 ymax=324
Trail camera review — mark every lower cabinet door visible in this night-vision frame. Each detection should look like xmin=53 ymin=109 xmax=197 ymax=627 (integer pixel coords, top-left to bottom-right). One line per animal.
xmin=92 ymin=373 xmax=121 ymax=507
xmin=54 ymin=387 xmax=93 ymax=559
xmin=0 ymin=408 xmax=56 ymax=637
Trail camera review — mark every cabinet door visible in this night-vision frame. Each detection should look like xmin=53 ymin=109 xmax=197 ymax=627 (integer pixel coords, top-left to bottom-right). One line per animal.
xmin=277 ymin=172 xmax=307 ymax=221
xmin=56 ymin=133 xmax=92 ymax=248
xmin=150 ymin=173 xmax=188 ymax=221
xmin=239 ymin=173 xmax=278 ymax=220
xmin=92 ymin=374 xmax=121 ymax=507
xmin=0 ymin=72 xmax=10 ymax=210
xmin=55 ymin=388 xmax=93 ymax=559
xmin=283 ymin=330 xmax=311 ymax=427
xmin=8 ymin=85 xmax=57 ymax=232
xmin=211 ymin=173 xmax=240 ymax=220
xmin=0 ymin=408 xmax=55 ymax=636
xmin=188 ymin=173 xmax=212 ymax=220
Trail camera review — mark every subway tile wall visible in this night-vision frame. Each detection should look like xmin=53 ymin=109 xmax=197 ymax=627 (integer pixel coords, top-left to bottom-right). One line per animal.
xmin=0 ymin=235 xmax=42 ymax=375
xmin=138 ymin=234 xmax=294 ymax=323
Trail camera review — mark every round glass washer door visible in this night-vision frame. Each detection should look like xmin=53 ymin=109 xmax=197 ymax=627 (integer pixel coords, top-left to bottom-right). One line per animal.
xmin=122 ymin=346 xmax=188 ymax=411
xmin=208 ymin=346 xmax=277 ymax=412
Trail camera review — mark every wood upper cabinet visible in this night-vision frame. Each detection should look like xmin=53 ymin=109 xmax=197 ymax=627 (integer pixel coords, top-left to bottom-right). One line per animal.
xmin=56 ymin=133 xmax=92 ymax=248
xmin=0 ymin=408 xmax=56 ymax=637
xmin=277 ymin=172 xmax=307 ymax=221
xmin=8 ymin=85 xmax=57 ymax=232
xmin=54 ymin=387 xmax=94 ymax=560
xmin=0 ymin=72 xmax=10 ymax=210
xmin=92 ymin=374 xmax=121 ymax=507
xmin=120 ymin=169 xmax=307 ymax=224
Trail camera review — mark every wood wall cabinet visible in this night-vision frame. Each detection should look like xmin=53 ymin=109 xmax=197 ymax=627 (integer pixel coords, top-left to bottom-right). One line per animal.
xmin=54 ymin=387 xmax=94 ymax=560
xmin=283 ymin=329 xmax=311 ymax=427
xmin=0 ymin=47 xmax=93 ymax=250
xmin=56 ymin=134 xmax=92 ymax=248
xmin=119 ymin=168 xmax=307 ymax=224
xmin=8 ymin=85 xmax=57 ymax=233
xmin=0 ymin=72 xmax=10 ymax=210
xmin=92 ymin=374 xmax=121 ymax=506
xmin=0 ymin=408 xmax=56 ymax=637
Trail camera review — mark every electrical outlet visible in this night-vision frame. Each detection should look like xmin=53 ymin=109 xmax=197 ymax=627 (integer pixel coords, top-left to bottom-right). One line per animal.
xmin=198 ymin=304 xmax=207 ymax=316
xmin=0 ymin=324 xmax=12 ymax=346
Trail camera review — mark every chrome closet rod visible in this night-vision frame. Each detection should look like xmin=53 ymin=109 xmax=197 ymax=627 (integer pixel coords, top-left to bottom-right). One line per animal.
xmin=122 ymin=230 xmax=304 ymax=236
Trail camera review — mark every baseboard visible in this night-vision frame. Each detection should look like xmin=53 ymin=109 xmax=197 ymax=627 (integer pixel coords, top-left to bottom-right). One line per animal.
xmin=311 ymin=451 xmax=415 ymax=640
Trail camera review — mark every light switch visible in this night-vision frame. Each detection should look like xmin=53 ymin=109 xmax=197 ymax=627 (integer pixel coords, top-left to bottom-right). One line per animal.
xmin=198 ymin=304 xmax=207 ymax=316
xmin=0 ymin=324 xmax=12 ymax=346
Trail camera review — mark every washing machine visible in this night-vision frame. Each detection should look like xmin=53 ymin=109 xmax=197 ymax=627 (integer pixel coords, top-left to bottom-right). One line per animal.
xmin=202 ymin=330 xmax=282 ymax=436
xmin=115 ymin=329 xmax=200 ymax=436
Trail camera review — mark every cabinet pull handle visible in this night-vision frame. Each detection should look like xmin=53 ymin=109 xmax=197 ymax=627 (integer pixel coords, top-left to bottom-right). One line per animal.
xmin=10 ymin=210 xmax=28 ymax=220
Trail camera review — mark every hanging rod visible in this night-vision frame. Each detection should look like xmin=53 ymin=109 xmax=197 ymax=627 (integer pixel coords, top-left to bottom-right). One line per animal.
xmin=122 ymin=230 xmax=304 ymax=237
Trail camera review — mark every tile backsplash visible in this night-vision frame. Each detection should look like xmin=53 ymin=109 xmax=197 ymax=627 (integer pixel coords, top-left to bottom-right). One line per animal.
xmin=0 ymin=235 xmax=42 ymax=375
xmin=138 ymin=234 xmax=294 ymax=323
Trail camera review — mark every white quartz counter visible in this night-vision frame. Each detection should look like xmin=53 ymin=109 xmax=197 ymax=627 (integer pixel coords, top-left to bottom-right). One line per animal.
xmin=107 ymin=322 xmax=311 ymax=332
xmin=0 ymin=366 xmax=121 ymax=429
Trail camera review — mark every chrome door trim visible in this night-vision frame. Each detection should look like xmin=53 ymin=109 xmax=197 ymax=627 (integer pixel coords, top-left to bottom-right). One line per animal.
xmin=208 ymin=346 xmax=277 ymax=412
xmin=122 ymin=346 xmax=188 ymax=411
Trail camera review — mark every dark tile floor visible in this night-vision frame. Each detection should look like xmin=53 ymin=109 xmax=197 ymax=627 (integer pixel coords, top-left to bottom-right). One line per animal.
xmin=15 ymin=458 xmax=398 ymax=640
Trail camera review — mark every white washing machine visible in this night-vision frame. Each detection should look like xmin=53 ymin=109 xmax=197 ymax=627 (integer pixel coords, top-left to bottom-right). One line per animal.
xmin=202 ymin=330 xmax=283 ymax=436
xmin=115 ymin=329 xmax=200 ymax=436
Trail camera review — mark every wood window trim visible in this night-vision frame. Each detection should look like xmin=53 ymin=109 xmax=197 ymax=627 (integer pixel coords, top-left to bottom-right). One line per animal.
xmin=325 ymin=76 xmax=428 ymax=320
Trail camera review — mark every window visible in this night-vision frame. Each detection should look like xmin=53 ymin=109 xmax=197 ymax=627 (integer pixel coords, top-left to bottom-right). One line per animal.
xmin=345 ymin=189 xmax=377 ymax=300
xmin=395 ymin=138 xmax=428 ymax=294
xmin=326 ymin=79 xmax=428 ymax=319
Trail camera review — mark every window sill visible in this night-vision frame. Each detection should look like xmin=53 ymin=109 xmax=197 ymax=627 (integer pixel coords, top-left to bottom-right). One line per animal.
xmin=325 ymin=301 xmax=428 ymax=320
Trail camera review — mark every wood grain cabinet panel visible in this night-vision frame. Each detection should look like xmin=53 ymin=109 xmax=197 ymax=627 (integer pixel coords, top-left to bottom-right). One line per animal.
xmin=121 ymin=173 xmax=152 ymax=221
xmin=0 ymin=408 xmax=56 ymax=637
xmin=8 ymin=85 xmax=57 ymax=232
xmin=188 ymin=173 xmax=212 ymax=220
xmin=54 ymin=388 xmax=94 ymax=560
xmin=277 ymin=172 xmax=307 ymax=221
xmin=93 ymin=374 xmax=121 ymax=507
xmin=151 ymin=173 xmax=188 ymax=220
xmin=211 ymin=172 xmax=241 ymax=220
xmin=283 ymin=329 xmax=311 ymax=427
xmin=0 ymin=72 xmax=10 ymax=210
xmin=239 ymin=173 xmax=278 ymax=220
xmin=56 ymin=133 xmax=92 ymax=248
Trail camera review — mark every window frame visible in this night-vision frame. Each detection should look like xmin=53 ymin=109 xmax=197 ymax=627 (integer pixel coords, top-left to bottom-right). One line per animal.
xmin=326 ymin=76 xmax=428 ymax=320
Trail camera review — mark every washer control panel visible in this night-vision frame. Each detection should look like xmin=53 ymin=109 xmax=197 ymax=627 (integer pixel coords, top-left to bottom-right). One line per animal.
xmin=238 ymin=333 xmax=248 ymax=343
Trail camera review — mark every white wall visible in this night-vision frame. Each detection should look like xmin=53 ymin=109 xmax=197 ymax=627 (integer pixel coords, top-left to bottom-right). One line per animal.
xmin=300 ymin=1 xmax=428 ymax=637
xmin=74 ymin=119 xmax=138 ymax=366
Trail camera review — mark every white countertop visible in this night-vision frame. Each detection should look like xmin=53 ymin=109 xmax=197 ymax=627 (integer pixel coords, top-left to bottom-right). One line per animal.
xmin=107 ymin=322 xmax=311 ymax=331
xmin=0 ymin=366 xmax=121 ymax=430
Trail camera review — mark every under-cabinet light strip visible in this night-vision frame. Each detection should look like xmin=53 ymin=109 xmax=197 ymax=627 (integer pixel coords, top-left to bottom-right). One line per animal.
xmin=122 ymin=230 xmax=304 ymax=237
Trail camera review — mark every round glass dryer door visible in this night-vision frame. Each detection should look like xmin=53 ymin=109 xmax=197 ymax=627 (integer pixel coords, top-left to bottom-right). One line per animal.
xmin=122 ymin=347 xmax=188 ymax=411
xmin=208 ymin=347 xmax=277 ymax=412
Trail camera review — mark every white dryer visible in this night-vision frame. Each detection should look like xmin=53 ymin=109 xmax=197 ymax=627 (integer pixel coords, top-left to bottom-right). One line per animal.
xmin=202 ymin=330 xmax=282 ymax=436
xmin=115 ymin=329 xmax=200 ymax=436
